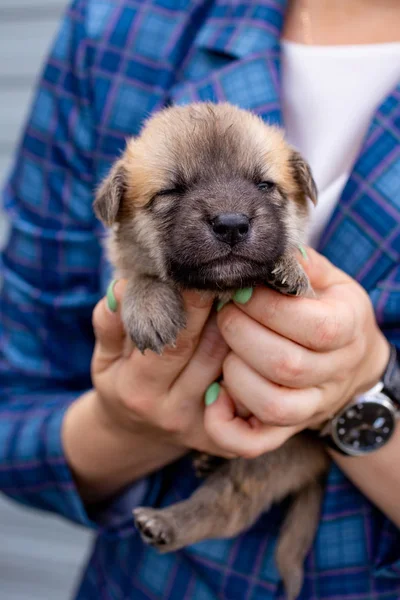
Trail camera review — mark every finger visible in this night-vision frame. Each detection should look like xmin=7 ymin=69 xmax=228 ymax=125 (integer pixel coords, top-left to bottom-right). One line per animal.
xmin=222 ymin=352 xmax=323 ymax=426
xmin=92 ymin=279 xmax=127 ymax=370
xmin=204 ymin=385 xmax=299 ymax=459
xmin=229 ymin=283 xmax=358 ymax=352
xmin=218 ymin=305 xmax=361 ymax=387
xmin=182 ymin=425 xmax=237 ymax=459
xmin=174 ymin=314 xmax=229 ymax=400
xmin=128 ymin=290 xmax=214 ymax=393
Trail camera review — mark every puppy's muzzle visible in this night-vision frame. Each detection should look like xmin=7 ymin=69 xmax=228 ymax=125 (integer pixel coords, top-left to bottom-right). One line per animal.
xmin=209 ymin=212 xmax=250 ymax=246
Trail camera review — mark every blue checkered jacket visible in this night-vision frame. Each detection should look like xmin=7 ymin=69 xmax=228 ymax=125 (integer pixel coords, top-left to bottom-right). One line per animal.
xmin=1 ymin=0 xmax=400 ymax=598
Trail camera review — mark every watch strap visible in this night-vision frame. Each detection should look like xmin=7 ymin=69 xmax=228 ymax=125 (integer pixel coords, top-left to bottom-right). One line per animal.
xmin=318 ymin=431 xmax=348 ymax=455
xmin=382 ymin=344 xmax=400 ymax=406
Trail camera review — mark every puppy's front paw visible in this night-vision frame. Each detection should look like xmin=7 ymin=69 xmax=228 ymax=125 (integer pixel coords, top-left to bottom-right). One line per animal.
xmin=133 ymin=508 xmax=176 ymax=552
xmin=124 ymin=305 xmax=186 ymax=354
xmin=122 ymin=281 xmax=186 ymax=354
xmin=268 ymin=254 xmax=312 ymax=297
xmin=270 ymin=268 xmax=311 ymax=297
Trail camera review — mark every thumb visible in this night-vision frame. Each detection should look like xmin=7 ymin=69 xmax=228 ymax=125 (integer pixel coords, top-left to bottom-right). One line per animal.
xmin=299 ymin=247 xmax=350 ymax=292
xmin=92 ymin=279 xmax=127 ymax=369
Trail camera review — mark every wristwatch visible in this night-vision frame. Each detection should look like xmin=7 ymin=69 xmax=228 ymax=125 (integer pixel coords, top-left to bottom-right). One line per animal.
xmin=320 ymin=344 xmax=400 ymax=456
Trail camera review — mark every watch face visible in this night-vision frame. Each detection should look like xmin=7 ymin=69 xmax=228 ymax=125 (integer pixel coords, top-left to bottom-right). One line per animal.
xmin=333 ymin=395 xmax=396 ymax=456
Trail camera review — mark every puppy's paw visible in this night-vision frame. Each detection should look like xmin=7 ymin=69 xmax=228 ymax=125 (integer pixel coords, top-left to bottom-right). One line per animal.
xmin=270 ymin=268 xmax=311 ymax=297
xmin=268 ymin=254 xmax=313 ymax=298
xmin=133 ymin=508 xmax=176 ymax=552
xmin=124 ymin=306 xmax=186 ymax=354
xmin=192 ymin=453 xmax=225 ymax=478
xmin=122 ymin=281 xmax=186 ymax=354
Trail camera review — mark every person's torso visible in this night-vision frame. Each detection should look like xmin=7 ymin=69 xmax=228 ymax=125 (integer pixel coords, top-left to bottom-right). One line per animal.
xmin=81 ymin=1 xmax=400 ymax=597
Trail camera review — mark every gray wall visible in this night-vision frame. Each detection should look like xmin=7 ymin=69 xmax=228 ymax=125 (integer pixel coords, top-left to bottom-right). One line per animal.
xmin=0 ymin=2 xmax=93 ymax=599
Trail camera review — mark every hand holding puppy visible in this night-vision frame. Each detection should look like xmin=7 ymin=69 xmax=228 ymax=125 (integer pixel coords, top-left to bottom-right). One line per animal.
xmin=91 ymin=281 xmax=230 ymax=454
xmin=206 ymin=248 xmax=390 ymax=458
xmin=63 ymin=281 xmax=231 ymax=503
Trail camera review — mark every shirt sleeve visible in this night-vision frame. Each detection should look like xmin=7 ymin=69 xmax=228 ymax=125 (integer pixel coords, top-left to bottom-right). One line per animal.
xmin=368 ymin=263 xmax=400 ymax=578
xmin=373 ymin=515 xmax=400 ymax=579
xmin=0 ymin=0 xmax=153 ymax=531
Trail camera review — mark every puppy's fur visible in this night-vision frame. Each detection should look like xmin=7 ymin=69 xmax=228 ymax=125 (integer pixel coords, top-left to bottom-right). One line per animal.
xmin=94 ymin=103 xmax=329 ymax=599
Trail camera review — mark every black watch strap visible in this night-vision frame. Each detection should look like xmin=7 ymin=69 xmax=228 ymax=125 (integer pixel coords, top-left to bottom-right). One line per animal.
xmin=382 ymin=344 xmax=400 ymax=406
xmin=320 ymin=433 xmax=348 ymax=455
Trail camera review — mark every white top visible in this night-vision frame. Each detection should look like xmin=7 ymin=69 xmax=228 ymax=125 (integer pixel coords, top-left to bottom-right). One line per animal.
xmin=281 ymin=40 xmax=400 ymax=247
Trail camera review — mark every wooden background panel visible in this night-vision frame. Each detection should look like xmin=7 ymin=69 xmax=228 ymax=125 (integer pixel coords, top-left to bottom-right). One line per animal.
xmin=0 ymin=88 xmax=37 ymax=148
xmin=0 ymin=496 xmax=92 ymax=600
xmin=0 ymin=20 xmax=61 ymax=82
xmin=1 ymin=0 xmax=67 ymax=15
xmin=0 ymin=2 xmax=67 ymax=187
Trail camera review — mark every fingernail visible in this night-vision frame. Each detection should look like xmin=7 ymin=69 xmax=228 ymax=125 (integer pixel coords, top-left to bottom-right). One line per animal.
xmin=298 ymin=245 xmax=308 ymax=261
xmin=205 ymin=382 xmax=220 ymax=406
xmin=216 ymin=299 xmax=229 ymax=312
xmin=233 ymin=287 xmax=253 ymax=304
xmin=106 ymin=279 xmax=118 ymax=312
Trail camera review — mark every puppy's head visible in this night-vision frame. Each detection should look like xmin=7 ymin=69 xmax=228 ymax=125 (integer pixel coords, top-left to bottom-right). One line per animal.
xmin=94 ymin=103 xmax=317 ymax=290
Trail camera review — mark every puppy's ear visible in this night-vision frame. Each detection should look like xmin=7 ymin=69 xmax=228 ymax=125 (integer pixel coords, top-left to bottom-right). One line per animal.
xmin=290 ymin=150 xmax=318 ymax=206
xmin=93 ymin=159 xmax=126 ymax=226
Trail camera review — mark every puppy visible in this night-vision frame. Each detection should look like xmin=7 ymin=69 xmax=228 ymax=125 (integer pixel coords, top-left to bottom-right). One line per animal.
xmin=94 ymin=102 xmax=330 ymax=599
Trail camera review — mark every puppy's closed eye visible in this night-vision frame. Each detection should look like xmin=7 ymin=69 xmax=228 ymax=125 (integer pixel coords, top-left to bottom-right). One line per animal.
xmin=256 ymin=181 xmax=276 ymax=191
xmin=156 ymin=186 xmax=185 ymax=197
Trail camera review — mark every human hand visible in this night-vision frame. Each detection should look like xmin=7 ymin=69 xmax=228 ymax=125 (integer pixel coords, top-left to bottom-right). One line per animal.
xmin=203 ymin=249 xmax=390 ymax=458
xmin=91 ymin=280 xmax=231 ymax=456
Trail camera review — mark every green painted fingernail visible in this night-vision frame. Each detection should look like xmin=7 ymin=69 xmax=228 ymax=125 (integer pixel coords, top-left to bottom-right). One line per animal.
xmin=216 ymin=299 xmax=228 ymax=312
xmin=205 ymin=382 xmax=220 ymax=406
xmin=298 ymin=245 xmax=308 ymax=260
xmin=233 ymin=287 xmax=253 ymax=304
xmin=106 ymin=279 xmax=118 ymax=312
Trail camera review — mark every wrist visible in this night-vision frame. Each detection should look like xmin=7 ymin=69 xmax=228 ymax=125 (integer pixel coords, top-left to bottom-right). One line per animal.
xmin=93 ymin=388 xmax=190 ymax=454
xmin=62 ymin=389 xmax=185 ymax=503
xmin=311 ymin=333 xmax=391 ymax=433
xmin=320 ymin=336 xmax=397 ymax=457
xmin=356 ymin=331 xmax=391 ymax=396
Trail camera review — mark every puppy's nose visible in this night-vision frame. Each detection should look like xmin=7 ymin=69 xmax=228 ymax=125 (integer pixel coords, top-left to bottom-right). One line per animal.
xmin=211 ymin=213 xmax=250 ymax=246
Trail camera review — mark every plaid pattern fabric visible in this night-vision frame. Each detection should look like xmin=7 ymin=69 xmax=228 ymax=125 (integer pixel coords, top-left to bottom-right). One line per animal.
xmin=1 ymin=0 xmax=400 ymax=597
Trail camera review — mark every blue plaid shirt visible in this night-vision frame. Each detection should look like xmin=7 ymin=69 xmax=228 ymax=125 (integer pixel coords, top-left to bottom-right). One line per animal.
xmin=1 ymin=1 xmax=400 ymax=598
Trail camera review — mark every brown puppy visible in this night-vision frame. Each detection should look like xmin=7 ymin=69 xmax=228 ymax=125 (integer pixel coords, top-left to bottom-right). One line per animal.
xmin=94 ymin=102 xmax=317 ymax=353
xmin=94 ymin=102 xmax=330 ymax=599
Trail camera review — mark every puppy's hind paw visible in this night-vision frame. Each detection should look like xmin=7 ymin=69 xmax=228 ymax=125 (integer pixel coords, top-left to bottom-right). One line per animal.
xmin=133 ymin=508 xmax=176 ymax=552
